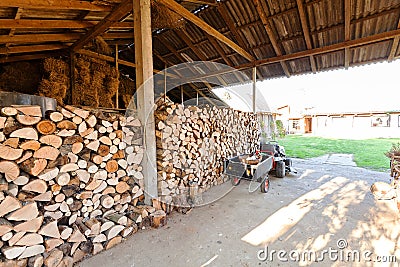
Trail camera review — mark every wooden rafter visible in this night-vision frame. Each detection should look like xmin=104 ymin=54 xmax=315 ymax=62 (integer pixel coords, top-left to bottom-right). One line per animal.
xmin=155 ymin=36 xmax=214 ymax=90
xmin=253 ymin=0 xmax=291 ymax=77
xmin=175 ymin=29 xmax=228 ymax=86
xmin=295 ymin=0 xmax=317 ymax=73
xmin=388 ymin=19 xmax=400 ymax=62
xmin=0 ymin=20 xmax=134 ymax=29
xmin=216 ymin=3 xmax=262 ymax=78
xmin=70 ymin=0 xmax=133 ymax=52
xmin=156 ymin=0 xmax=254 ymax=62
xmin=0 ymin=0 xmax=112 ymax=11
xmin=205 ymin=34 xmax=245 ymax=83
xmin=344 ymin=0 xmax=351 ymax=68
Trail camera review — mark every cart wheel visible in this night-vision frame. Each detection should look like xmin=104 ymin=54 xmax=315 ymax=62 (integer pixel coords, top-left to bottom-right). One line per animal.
xmin=275 ymin=161 xmax=285 ymax=178
xmin=231 ymin=176 xmax=241 ymax=186
xmin=260 ymin=176 xmax=270 ymax=193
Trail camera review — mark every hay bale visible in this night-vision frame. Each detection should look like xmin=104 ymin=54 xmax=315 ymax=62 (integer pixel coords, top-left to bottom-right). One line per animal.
xmin=38 ymin=58 xmax=70 ymax=105
xmin=86 ymin=37 xmax=113 ymax=56
xmin=151 ymin=0 xmax=185 ymax=29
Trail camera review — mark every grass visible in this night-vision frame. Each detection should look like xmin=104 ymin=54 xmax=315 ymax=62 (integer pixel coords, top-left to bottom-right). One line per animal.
xmin=277 ymin=135 xmax=400 ymax=171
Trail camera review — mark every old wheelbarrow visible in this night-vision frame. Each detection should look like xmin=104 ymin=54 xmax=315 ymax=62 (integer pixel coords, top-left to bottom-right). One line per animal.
xmin=224 ymin=154 xmax=273 ymax=193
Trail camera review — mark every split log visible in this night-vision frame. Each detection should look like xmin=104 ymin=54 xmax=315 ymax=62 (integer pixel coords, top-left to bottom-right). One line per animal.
xmin=7 ymin=202 xmax=39 ymax=221
xmin=39 ymin=220 xmax=60 ymax=239
xmin=2 ymin=246 xmax=26 ymax=260
xmin=10 ymin=127 xmax=38 ymax=140
xmin=106 ymin=225 xmax=124 ymax=240
xmin=15 ymin=233 xmax=43 ymax=246
xmin=33 ymin=191 xmax=52 ymax=202
xmin=44 ymin=238 xmax=63 ymax=252
xmin=20 ymin=158 xmax=47 ymax=176
xmin=105 ymin=236 xmax=122 ymax=250
xmin=38 ymin=168 xmax=59 ymax=181
xmin=0 ymin=144 xmax=23 ymax=160
xmin=57 ymin=120 xmax=77 ymax=130
xmin=18 ymin=244 xmax=44 ymax=259
xmin=13 ymin=216 xmax=43 ymax=233
xmin=60 ymin=163 xmax=79 ymax=173
xmin=49 ymin=112 xmax=64 ymax=122
xmin=16 ymin=115 xmax=41 ymax=126
xmin=14 ymin=106 xmax=42 ymax=117
xmin=39 ymin=135 xmax=63 ymax=148
xmin=1 ymin=107 xmax=18 ymax=116
xmin=19 ymin=140 xmax=41 ymax=151
xmin=0 ymin=161 xmax=20 ymax=181
xmin=0 ymin=196 xmax=22 ymax=217
xmin=44 ymin=249 xmax=63 ymax=267
xmin=21 ymin=179 xmax=47 ymax=194
xmin=33 ymin=146 xmax=60 ymax=161
xmin=64 ymin=106 xmax=89 ymax=119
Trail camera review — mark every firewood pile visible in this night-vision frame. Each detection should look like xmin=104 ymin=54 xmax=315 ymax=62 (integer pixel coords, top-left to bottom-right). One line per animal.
xmin=0 ymin=105 xmax=166 ymax=266
xmin=155 ymin=100 xmax=260 ymax=205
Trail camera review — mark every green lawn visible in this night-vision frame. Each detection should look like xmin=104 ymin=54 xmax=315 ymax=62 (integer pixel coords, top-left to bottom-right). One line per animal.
xmin=277 ymin=135 xmax=400 ymax=171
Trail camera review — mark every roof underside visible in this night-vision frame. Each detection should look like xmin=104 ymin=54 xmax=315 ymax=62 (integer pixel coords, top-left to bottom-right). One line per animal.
xmin=0 ymin=0 xmax=399 ymax=95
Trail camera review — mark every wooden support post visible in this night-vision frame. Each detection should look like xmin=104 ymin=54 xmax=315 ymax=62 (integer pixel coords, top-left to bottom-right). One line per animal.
xmin=134 ymin=0 xmax=158 ymax=204
xmin=164 ymin=65 xmax=167 ymax=102
xmin=181 ymin=85 xmax=184 ymax=106
xmin=252 ymin=67 xmax=256 ymax=113
xmin=196 ymin=91 xmax=199 ymax=106
xmin=115 ymin=44 xmax=119 ymax=109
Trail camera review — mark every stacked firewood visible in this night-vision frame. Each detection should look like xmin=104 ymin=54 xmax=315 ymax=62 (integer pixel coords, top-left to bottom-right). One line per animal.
xmin=0 ymin=105 xmax=165 ymax=266
xmin=155 ymin=101 xmax=259 ymax=203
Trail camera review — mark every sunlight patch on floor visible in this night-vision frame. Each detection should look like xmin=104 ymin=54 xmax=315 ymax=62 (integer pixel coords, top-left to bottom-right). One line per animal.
xmin=241 ymin=176 xmax=349 ymax=247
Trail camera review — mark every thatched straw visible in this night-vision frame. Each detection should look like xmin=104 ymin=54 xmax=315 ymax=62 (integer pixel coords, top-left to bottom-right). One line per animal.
xmin=151 ymin=0 xmax=185 ymax=29
xmin=38 ymin=79 xmax=67 ymax=105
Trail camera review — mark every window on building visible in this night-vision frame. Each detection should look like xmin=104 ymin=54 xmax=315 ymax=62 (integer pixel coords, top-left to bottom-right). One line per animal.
xmin=292 ymin=120 xmax=300 ymax=130
xmin=371 ymin=115 xmax=390 ymax=127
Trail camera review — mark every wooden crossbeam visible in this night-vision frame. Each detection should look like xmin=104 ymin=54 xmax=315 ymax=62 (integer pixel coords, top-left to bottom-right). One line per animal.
xmin=157 ymin=0 xmax=254 ymax=62
xmin=178 ymin=29 xmax=400 ymax=82
xmin=0 ymin=52 xmax=64 ymax=63
xmin=254 ymin=0 xmax=291 ymax=77
xmin=70 ymin=0 xmax=133 ymax=52
xmin=0 ymin=44 xmax=68 ymax=54
xmin=295 ymin=0 xmax=317 ymax=73
xmin=0 ymin=0 xmax=112 ymax=11
xmin=388 ymin=19 xmax=400 ymax=62
xmin=0 ymin=20 xmax=134 ymax=29
xmin=0 ymin=32 xmax=134 ymax=44
xmin=5 ymin=7 xmax=23 ymax=49
xmin=181 ymin=0 xmax=217 ymax=6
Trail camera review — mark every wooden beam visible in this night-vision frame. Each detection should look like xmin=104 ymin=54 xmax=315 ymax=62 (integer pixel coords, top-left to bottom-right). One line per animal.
xmin=77 ymin=49 xmax=178 ymax=77
xmin=254 ymin=0 xmax=290 ymax=77
xmin=70 ymin=0 xmax=133 ymax=52
xmin=0 ymin=52 xmax=64 ymax=63
xmin=134 ymin=0 xmax=157 ymax=204
xmin=5 ymin=7 xmax=23 ymax=49
xmin=0 ymin=32 xmax=134 ymax=44
xmin=0 ymin=0 xmax=112 ymax=11
xmin=295 ymin=0 xmax=317 ymax=73
xmin=0 ymin=44 xmax=68 ymax=55
xmin=157 ymin=0 xmax=254 ymax=62
xmin=0 ymin=20 xmax=134 ymax=29
xmin=181 ymin=0 xmax=217 ymax=6
xmin=179 ymin=28 xmax=400 ymax=82
xmin=388 ymin=19 xmax=400 ymax=62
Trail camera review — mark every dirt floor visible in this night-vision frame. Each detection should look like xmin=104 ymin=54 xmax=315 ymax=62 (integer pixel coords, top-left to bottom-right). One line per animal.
xmin=80 ymin=155 xmax=400 ymax=267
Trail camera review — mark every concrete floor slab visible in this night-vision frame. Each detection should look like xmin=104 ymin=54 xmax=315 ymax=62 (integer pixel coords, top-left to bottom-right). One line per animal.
xmin=80 ymin=158 xmax=399 ymax=267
